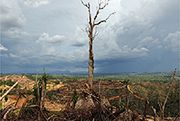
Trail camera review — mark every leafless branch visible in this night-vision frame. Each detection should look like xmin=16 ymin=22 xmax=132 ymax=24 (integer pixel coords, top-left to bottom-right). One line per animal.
xmin=93 ymin=0 xmax=110 ymax=23
xmin=3 ymin=107 xmax=14 ymax=120
xmin=81 ymin=1 xmax=93 ymax=29
xmin=99 ymin=0 xmax=110 ymax=10
xmin=93 ymin=8 xmax=100 ymax=22
xmin=81 ymin=0 xmax=89 ymax=8
xmin=94 ymin=12 xmax=115 ymax=26
xmin=158 ymin=68 xmax=176 ymax=120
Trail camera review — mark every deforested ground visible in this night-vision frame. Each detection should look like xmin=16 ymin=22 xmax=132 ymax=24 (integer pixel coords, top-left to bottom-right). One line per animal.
xmin=0 ymin=73 xmax=179 ymax=121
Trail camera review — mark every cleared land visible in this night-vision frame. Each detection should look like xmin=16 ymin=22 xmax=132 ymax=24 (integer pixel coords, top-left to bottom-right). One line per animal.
xmin=0 ymin=73 xmax=179 ymax=121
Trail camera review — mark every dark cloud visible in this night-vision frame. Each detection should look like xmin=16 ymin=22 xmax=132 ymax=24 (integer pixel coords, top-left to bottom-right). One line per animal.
xmin=1 ymin=0 xmax=179 ymax=73
xmin=71 ymin=43 xmax=85 ymax=47
xmin=95 ymin=50 xmax=179 ymax=73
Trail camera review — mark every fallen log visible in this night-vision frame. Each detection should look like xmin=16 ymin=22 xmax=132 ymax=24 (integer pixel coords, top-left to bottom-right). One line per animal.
xmin=0 ymin=81 xmax=19 ymax=101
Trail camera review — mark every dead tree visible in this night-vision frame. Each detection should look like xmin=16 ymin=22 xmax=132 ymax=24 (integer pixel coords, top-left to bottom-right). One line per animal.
xmin=40 ymin=72 xmax=48 ymax=109
xmin=158 ymin=68 xmax=176 ymax=121
xmin=36 ymin=73 xmax=48 ymax=121
xmin=81 ymin=0 xmax=115 ymax=89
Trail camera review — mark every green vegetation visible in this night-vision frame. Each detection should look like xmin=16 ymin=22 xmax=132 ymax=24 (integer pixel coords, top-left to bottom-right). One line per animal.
xmin=29 ymin=72 xmax=179 ymax=83
xmin=0 ymin=80 xmax=16 ymax=86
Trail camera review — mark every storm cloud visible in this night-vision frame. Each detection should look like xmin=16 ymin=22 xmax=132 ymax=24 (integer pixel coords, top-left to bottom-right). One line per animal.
xmin=0 ymin=0 xmax=179 ymax=73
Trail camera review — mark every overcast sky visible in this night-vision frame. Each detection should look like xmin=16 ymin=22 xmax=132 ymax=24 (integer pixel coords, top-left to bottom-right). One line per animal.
xmin=0 ymin=0 xmax=179 ymax=73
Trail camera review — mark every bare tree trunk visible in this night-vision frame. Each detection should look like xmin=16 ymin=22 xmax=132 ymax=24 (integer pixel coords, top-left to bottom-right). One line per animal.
xmin=41 ymin=80 xmax=45 ymax=109
xmin=36 ymin=75 xmax=41 ymax=121
xmin=88 ymin=31 xmax=94 ymax=89
xmin=124 ymin=81 xmax=129 ymax=111
xmin=81 ymin=0 xmax=115 ymax=89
